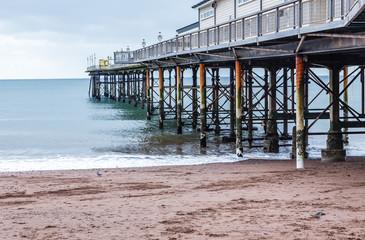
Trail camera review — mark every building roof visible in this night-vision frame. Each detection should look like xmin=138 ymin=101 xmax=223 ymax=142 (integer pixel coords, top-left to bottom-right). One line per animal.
xmin=192 ymin=0 xmax=212 ymax=9
xmin=176 ymin=22 xmax=199 ymax=34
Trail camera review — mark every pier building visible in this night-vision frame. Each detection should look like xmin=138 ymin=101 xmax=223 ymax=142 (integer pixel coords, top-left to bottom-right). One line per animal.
xmin=87 ymin=0 xmax=365 ymax=168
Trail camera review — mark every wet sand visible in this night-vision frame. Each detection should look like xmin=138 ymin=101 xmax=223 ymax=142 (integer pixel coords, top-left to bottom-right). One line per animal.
xmin=0 ymin=157 xmax=364 ymax=240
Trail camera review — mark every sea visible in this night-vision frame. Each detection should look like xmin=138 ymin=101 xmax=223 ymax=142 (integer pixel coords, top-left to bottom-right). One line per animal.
xmin=0 ymin=77 xmax=364 ymax=172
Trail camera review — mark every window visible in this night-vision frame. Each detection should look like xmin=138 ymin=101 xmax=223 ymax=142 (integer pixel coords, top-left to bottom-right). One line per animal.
xmin=238 ymin=0 xmax=254 ymax=5
xmin=200 ymin=9 xmax=214 ymax=20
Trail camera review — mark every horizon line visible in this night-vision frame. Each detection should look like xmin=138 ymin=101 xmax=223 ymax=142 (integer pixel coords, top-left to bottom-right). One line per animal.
xmin=0 ymin=77 xmax=89 ymax=81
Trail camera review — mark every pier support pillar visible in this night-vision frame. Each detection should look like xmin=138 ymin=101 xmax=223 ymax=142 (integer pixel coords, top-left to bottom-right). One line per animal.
xmin=146 ymin=69 xmax=151 ymax=120
xmin=122 ymin=74 xmax=126 ymax=103
xmin=91 ymin=75 xmax=96 ymax=98
xmin=247 ymin=66 xmax=253 ymax=148
xmin=141 ymin=72 xmax=146 ymax=109
xmin=343 ymin=67 xmax=349 ymax=145
xmin=117 ymin=75 xmax=121 ymax=101
xmin=104 ymin=75 xmax=109 ymax=98
xmin=283 ymin=68 xmax=289 ymax=137
xmin=235 ymin=61 xmax=243 ymax=157
xmin=214 ymin=69 xmax=220 ymax=134
xmin=192 ymin=67 xmax=198 ymax=130
xmin=96 ymin=75 xmax=101 ymax=100
xmin=134 ymin=72 xmax=139 ymax=107
xmin=127 ymin=73 xmax=131 ymax=104
xmin=230 ymin=67 xmax=235 ymax=139
xmin=177 ymin=66 xmax=182 ymax=134
xmin=200 ymin=63 xmax=207 ymax=147
xmin=150 ymin=71 xmax=154 ymax=114
xmin=263 ymin=67 xmax=279 ymax=153
xmin=321 ymin=66 xmax=346 ymax=162
xmin=295 ymin=56 xmax=306 ymax=168
xmin=159 ymin=68 xmax=164 ymax=130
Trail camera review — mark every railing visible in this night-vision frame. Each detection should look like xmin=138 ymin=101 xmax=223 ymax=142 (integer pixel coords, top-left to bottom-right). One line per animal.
xmin=133 ymin=0 xmax=359 ymax=61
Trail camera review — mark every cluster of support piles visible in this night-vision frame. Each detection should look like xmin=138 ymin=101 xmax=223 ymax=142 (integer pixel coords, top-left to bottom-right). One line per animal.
xmin=89 ymin=56 xmax=365 ymax=168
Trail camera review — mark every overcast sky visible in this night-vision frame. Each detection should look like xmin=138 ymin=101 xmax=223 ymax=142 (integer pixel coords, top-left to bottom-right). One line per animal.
xmin=0 ymin=0 xmax=198 ymax=79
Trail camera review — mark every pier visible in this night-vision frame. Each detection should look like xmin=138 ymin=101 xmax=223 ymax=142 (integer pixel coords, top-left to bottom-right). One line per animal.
xmin=87 ymin=0 xmax=365 ymax=168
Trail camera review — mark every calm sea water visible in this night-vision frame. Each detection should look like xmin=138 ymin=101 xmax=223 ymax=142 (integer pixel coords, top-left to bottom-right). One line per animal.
xmin=0 ymin=78 xmax=364 ymax=172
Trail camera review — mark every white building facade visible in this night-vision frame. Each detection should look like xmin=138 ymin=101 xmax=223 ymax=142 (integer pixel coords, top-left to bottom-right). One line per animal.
xmin=192 ymin=0 xmax=345 ymax=31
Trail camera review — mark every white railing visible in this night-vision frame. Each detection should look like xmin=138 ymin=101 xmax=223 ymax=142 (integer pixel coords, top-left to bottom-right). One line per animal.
xmin=132 ymin=0 xmax=360 ymax=62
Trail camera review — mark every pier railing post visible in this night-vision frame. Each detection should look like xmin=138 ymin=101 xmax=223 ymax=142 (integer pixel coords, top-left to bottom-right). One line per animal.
xmin=296 ymin=56 xmax=305 ymax=169
xmin=236 ymin=60 xmax=243 ymax=157
xmin=159 ymin=67 xmax=164 ymax=129
xmin=263 ymin=67 xmax=279 ymax=153
xmin=321 ymin=65 xmax=346 ymax=162
xmin=146 ymin=69 xmax=151 ymax=120
xmin=177 ymin=66 xmax=183 ymax=134
xmin=200 ymin=63 xmax=207 ymax=147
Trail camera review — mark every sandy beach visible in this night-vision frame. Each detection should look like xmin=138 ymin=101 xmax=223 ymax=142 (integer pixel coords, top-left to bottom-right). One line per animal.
xmin=0 ymin=158 xmax=364 ymax=240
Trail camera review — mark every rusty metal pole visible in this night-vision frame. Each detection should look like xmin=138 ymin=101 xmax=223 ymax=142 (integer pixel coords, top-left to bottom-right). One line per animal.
xmin=200 ymin=63 xmax=207 ymax=147
xmin=236 ymin=60 xmax=243 ymax=157
xmin=296 ymin=56 xmax=305 ymax=169
xmin=263 ymin=68 xmax=279 ymax=153
xmin=159 ymin=68 xmax=164 ymax=129
xmin=146 ymin=69 xmax=151 ymax=120
xmin=343 ymin=67 xmax=349 ymax=145
xmin=176 ymin=66 xmax=182 ymax=134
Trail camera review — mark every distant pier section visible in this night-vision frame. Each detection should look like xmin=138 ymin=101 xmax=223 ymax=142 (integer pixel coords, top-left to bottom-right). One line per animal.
xmin=87 ymin=0 xmax=365 ymax=168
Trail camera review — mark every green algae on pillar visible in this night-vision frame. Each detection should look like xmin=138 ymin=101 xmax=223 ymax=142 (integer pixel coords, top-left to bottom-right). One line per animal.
xmin=296 ymin=56 xmax=306 ymax=169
